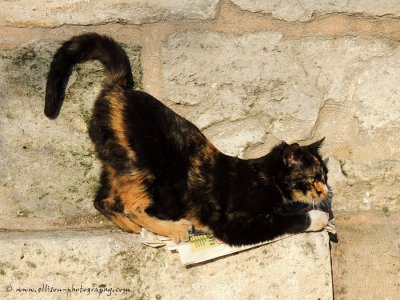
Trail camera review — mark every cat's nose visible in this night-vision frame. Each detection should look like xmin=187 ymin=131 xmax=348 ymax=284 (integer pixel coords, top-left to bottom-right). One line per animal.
xmin=314 ymin=182 xmax=328 ymax=197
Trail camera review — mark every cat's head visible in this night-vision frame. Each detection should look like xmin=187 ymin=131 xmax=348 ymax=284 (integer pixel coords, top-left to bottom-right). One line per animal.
xmin=279 ymin=138 xmax=329 ymax=204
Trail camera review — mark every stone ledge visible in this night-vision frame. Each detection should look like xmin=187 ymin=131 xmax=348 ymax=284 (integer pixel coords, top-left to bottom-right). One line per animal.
xmin=0 ymin=230 xmax=332 ymax=300
xmin=0 ymin=0 xmax=220 ymax=27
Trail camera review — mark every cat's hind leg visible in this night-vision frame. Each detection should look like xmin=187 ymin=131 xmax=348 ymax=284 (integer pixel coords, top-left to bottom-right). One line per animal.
xmin=94 ymin=183 xmax=142 ymax=233
xmin=97 ymin=167 xmax=192 ymax=243
xmin=121 ymin=189 xmax=192 ymax=243
xmin=117 ymin=173 xmax=193 ymax=243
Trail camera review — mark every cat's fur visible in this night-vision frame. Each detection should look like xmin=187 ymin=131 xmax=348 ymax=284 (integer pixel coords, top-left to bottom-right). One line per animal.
xmin=44 ymin=33 xmax=329 ymax=245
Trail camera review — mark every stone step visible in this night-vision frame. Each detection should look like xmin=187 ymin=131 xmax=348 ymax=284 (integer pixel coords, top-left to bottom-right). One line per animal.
xmin=0 ymin=230 xmax=332 ymax=300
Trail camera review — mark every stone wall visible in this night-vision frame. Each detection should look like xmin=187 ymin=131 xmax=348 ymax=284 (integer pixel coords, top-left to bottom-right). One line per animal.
xmin=1 ymin=0 xmax=399 ymax=230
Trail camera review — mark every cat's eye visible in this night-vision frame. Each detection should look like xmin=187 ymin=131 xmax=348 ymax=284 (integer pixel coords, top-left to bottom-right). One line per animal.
xmin=312 ymin=174 xmax=326 ymax=184
xmin=307 ymin=177 xmax=316 ymax=183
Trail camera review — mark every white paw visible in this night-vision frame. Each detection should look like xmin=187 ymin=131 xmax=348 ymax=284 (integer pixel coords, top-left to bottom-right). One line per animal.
xmin=306 ymin=210 xmax=329 ymax=232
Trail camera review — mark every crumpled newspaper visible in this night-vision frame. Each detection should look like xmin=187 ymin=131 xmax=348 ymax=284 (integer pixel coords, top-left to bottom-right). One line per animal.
xmin=140 ymin=228 xmax=291 ymax=265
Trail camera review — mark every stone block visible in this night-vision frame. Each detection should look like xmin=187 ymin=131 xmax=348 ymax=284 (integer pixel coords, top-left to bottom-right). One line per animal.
xmin=0 ymin=230 xmax=332 ymax=300
xmin=0 ymin=0 xmax=220 ymax=27
xmin=231 ymin=0 xmax=400 ymax=22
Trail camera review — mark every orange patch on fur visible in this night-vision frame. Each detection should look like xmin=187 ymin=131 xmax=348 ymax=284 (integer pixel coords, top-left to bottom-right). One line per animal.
xmin=292 ymin=190 xmax=321 ymax=204
xmin=106 ymin=167 xmax=192 ymax=242
xmin=188 ymin=140 xmax=219 ymax=187
xmin=106 ymin=165 xmax=152 ymax=213
xmin=106 ymin=90 xmax=135 ymax=159
xmin=314 ymin=181 xmax=328 ymax=197
xmin=111 ymin=214 xmax=142 ymax=233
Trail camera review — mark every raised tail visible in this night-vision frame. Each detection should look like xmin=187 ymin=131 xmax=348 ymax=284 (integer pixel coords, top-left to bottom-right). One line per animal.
xmin=44 ymin=33 xmax=134 ymax=119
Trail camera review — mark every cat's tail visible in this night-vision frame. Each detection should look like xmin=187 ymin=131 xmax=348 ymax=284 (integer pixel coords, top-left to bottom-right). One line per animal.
xmin=44 ymin=33 xmax=134 ymax=119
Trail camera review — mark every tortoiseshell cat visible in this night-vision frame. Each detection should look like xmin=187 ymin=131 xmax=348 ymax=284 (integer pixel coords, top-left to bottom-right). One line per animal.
xmin=44 ymin=33 xmax=330 ymax=245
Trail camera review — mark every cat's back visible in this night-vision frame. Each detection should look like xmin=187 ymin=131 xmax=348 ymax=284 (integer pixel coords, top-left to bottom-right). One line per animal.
xmin=122 ymin=89 xmax=206 ymax=155
xmin=90 ymin=88 xmax=208 ymax=175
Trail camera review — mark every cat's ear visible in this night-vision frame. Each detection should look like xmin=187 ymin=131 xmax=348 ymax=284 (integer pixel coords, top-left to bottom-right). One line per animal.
xmin=283 ymin=143 xmax=301 ymax=167
xmin=307 ymin=137 xmax=325 ymax=153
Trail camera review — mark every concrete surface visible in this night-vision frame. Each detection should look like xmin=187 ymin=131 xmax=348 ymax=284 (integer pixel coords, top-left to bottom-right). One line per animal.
xmin=0 ymin=231 xmax=332 ymax=300
xmin=331 ymin=212 xmax=400 ymax=300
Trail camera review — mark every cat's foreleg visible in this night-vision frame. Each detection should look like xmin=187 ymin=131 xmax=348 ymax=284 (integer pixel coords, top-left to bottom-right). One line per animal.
xmin=305 ymin=209 xmax=330 ymax=232
xmin=212 ymin=209 xmax=328 ymax=246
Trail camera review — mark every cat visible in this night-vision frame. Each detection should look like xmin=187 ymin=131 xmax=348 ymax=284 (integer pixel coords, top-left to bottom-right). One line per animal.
xmin=44 ymin=33 xmax=330 ymax=246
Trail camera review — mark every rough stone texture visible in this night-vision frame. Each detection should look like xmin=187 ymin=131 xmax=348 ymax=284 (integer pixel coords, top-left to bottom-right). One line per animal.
xmin=0 ymin=30 xmax=399 ymax=225
xmin=0 ymin=230 xmax=332 ymax=300
xmin=231 ymin=0 xmax=400 ymax=22
xmin=0 ymin=39 xmax=141 ymax=223
xmin=161 ymin=31 xmax=400 ymax=212
xmin=0 ymin=0 xmax=219 ymax=27
xmin=331 ymin=212 xmax=400 ymax=300
xmin=2 ymin=2 xmax=400 ymax=298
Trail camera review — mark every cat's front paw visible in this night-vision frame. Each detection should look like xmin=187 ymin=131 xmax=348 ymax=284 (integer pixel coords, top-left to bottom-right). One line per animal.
xmin=169 ymin=219 xmax=193 ymax=244
xmin=306 ymin=210 xmax=329 ymax=232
